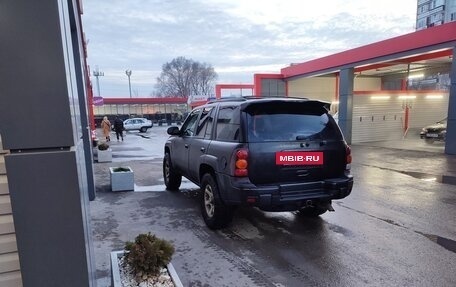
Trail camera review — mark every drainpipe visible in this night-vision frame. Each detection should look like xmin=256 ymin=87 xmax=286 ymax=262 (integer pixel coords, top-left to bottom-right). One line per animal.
xmin=403 ymin=64 xmax=410 ymax=134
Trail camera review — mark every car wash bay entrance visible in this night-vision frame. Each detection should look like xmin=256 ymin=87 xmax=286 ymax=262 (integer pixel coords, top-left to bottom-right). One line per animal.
xmin=280 ymin=22 xmax=456 ymax=154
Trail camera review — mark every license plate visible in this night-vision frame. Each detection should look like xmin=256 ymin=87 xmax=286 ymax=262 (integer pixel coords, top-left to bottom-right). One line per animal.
xmin=426 ymin=133 xmax=439 ymax=138
xmin=276 ymin=151 xmax=323 ymax=165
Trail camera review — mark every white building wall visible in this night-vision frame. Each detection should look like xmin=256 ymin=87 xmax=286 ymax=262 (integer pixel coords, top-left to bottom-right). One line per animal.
xmin=288 ymin=76 xmax=381 ymax=101
xmin=287 ymin=77 xmax=336 ymax=102
xmin=354 ymin=77 xmax=382 ymax=91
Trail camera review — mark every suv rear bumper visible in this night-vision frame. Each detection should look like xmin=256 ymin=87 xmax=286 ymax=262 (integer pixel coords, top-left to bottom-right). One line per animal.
xmin=218 ymin=174 xmax=353 ymax=211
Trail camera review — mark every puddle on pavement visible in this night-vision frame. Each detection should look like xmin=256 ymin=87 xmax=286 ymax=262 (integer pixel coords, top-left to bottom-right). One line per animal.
xmin=363 ymin=165 xmax=456 ymax=186
xmin=337 ymin=203 xmax=456 ymax=254
xmin=415 ymin=231 xmax=456 ymax=254
xmin=399 ymin=171 xmax=456 ymax=186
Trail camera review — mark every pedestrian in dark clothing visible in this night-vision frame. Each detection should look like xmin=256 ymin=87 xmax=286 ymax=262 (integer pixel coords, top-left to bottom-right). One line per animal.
xmin=114 ymin=116 xmax=124 ymax=141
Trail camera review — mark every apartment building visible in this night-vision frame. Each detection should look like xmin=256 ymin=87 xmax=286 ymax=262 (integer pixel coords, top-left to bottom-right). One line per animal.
xmin=416 ymin=0 xmax=456 ymax=30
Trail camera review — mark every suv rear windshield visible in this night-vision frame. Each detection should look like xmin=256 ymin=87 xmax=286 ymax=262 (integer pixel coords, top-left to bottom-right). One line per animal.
xmin=246 ymin=102 xmax=341 ymax=142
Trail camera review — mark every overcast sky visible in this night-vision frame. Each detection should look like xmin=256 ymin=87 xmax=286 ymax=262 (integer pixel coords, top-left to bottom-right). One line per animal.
xmin=82 ymin=0 xmax=417 ymax=98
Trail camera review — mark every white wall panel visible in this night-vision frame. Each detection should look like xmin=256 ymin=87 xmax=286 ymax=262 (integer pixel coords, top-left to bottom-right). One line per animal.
xmin=0 ymin=270 xmax=22 ymax=287
xmin=354 ymin=77 xmax=382 ymax=91
xmin=288 ymin=77 xmax=336 ymax=102
xmin=0 ymin=151 xmax=22 ymax=285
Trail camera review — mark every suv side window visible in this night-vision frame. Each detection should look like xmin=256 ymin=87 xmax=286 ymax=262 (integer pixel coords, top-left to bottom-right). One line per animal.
xmin=195 ymin=106 xmax=214 ymax=138
xmin=215 ymin=106 xmax=240 ymax=142
xmin=181 ymin=109 xmax=201 ymax=136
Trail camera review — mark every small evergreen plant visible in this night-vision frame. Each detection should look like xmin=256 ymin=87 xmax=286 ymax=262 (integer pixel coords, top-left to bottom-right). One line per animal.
xmin=112 ymin=167 xmax=131 ymax=172
xmin=124 ymin=232 xmax=175 ymax=281
xmin=97 ymin=142 xmax=109 ymax=150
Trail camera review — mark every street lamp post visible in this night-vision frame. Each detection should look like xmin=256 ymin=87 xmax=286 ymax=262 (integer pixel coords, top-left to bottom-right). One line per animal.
xmin=125 ymin=69 xmax=132 ymax=98
xmin=93 ymin=66 xmax=104 ymax=97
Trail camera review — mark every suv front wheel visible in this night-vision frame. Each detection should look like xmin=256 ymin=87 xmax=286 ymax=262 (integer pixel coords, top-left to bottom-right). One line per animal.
xmin=163 ymin=153 xmax=182 ymax=191
xmin=200 ymin=173 xmax=234 ymax=229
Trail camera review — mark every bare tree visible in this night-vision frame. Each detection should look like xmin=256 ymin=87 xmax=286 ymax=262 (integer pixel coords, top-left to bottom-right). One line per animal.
xmin=155 ymin=57 xmax=217 ymax=97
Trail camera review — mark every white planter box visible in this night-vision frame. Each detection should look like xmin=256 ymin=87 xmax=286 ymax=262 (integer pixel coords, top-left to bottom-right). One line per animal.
xmin=110 ymin=250 xmax=183 ymax=287
xmin=98 ymin=148 xmax=112 ymax=163
xmin=109 ymin=167 xmax=134 ymax=191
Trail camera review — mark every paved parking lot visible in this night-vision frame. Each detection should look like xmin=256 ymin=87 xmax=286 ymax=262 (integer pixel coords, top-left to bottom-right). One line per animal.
xmin=90 ymin=126 xmax=456 ymax=287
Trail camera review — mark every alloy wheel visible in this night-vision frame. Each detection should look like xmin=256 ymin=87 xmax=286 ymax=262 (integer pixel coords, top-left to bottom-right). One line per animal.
xmin=204 ymin=185 xmax=215 ymax=218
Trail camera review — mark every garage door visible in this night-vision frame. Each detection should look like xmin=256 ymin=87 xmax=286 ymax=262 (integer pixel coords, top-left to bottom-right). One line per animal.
xmin=352 ymin=95 xmax=403 ymax=143
xmin=351 ymin=92 xmax=449 ymax=143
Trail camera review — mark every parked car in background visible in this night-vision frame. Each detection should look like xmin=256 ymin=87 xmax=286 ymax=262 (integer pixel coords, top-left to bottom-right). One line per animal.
xmin=123 ymin=118 xmax=153 ymax=132
xmin=420 ymin=118 xmax=447 ymax=143
xmin=163 ymin=96 xmax=353 ymax=229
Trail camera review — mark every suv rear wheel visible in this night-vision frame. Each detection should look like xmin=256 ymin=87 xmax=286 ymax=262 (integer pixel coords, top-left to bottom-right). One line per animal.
xmin=200 ymin=173 xmax=234 ymax=229
xmin=163 ymin=153 xmax=182 ymax=191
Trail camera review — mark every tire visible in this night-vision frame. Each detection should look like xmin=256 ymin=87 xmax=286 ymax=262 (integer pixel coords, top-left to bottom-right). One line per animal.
xmin=200 ymin=173 xmax=234 ymax=229
xmin=163 ymin=153 xmax=181 ymax=191
xmin=140 ymin=127 xmax=147 ymax=133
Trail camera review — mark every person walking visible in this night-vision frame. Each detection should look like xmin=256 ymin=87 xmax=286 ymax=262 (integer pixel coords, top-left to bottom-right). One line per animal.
xmin=101 ymin=116 xmax=111 ymax=142
xmin=114 ymin=116 xmax=124 ymax=141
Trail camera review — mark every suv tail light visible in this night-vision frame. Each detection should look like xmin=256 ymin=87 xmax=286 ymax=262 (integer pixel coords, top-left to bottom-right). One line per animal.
xmin=345 ymin=145 xmax=352 ymax=170
xmin=234 ymin=149 xmax=248 ymax=177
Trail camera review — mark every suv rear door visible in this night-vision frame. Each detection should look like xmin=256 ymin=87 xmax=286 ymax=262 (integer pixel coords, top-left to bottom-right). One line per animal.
xmin=244 ymin=100 xmax=346 ymax=185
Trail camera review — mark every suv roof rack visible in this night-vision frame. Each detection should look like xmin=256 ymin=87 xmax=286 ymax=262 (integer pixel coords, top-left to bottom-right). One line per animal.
xmin=207 ymin=96 xmax=248 ymax=104
xmin=207 ymin=95 xmax=310 ymax=104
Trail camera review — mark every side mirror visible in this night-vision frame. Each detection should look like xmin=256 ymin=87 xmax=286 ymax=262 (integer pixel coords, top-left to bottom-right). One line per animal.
xmin=167 ymin=126 xmax=180 ymax=135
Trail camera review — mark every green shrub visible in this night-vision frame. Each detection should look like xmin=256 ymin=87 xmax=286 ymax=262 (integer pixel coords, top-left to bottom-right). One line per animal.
xmin=124 ymin=233 xmax=175 ymax=281
xmin=97 ymin=142 xmax=110 ymax=150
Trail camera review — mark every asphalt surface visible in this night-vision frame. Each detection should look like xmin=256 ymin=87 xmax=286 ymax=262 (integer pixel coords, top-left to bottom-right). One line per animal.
xmin=90 ymin=126 xmax=456 ymax=287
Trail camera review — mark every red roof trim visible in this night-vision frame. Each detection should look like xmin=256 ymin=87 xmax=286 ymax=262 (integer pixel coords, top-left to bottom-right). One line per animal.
xmin=103 ymin=97 xmax=188 ymax=104
xmin=281 ymin=22 xmax=456 ymax=78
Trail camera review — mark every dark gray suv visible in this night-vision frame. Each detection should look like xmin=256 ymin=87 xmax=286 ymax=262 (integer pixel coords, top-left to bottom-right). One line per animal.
xmin=163 ymin=97 xmax=353 ymax=229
